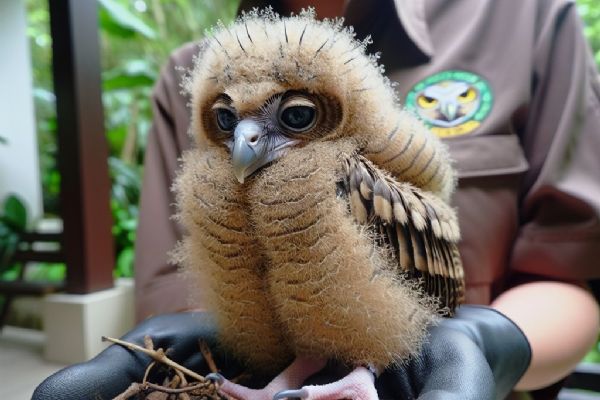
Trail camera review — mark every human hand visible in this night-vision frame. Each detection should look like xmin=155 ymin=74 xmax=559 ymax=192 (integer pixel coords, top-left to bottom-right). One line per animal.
xmin=374 ymin=305 xmax=531 ymax=400
xmin=32 ymin=306 xmax=531 ymax=400
xmin=31 ymin=312 xmax=244 ymax=400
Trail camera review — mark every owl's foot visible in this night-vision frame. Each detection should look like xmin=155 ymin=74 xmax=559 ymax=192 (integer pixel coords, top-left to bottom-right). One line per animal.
xmin=273 ymin=366 xmax=378 ymax=400
xmin=209 ymin=357 xmax=327 ymax=400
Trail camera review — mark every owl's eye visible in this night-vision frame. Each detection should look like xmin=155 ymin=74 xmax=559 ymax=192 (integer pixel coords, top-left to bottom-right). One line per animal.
xmin=215 ymin=108 xmax=237 ymax=132
xmin=280 ymin=107 xmax=316 ymax=131
xmin=279 ymin=96 xmax=317 ymax=132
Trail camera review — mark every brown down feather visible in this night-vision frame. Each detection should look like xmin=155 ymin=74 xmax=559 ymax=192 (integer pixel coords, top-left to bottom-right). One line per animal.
xmin=247 ymin=139 xmax=439 ymax=369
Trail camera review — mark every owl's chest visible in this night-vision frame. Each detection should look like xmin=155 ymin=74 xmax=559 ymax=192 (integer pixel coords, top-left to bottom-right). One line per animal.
xmin=242 ymin=140 xmax=356 ymax=253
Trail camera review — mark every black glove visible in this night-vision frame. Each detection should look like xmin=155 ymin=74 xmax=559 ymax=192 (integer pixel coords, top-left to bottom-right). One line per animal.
xmin=33 ymin=306 xmax=530 ymax=400
xmin=374 ymin=305 xmax=532 ymax=400
xmin=31 ymin=312 xmax=246 ymax=400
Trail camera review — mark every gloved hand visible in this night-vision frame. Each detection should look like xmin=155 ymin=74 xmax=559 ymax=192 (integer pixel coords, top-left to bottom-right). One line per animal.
xmin=33 ymin=306 xmax=530 ymax=400
xmin=374 ymin=305 xmax=532 ymax=400
xmin=31 ymin=312 xmax=246 ymax=400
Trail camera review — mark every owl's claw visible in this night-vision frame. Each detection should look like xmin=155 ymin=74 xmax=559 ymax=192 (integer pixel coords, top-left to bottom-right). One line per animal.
xmin=213 ymin=357 xmax=326 ymax=400
xmin=273 ymin=388 xmax=309 ymax=400
xmin=205 ymin=372 xmax=225 ymax=386
xmin=276 ymin=366 xmax=378 ymax=400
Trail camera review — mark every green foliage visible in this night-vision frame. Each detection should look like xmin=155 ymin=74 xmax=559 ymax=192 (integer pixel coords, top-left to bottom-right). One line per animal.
xmin=0 ymin=195 xmax=28 ymax=280
xmin=26 ymin=0 xmax=240 ymax=280
xmin=99 ymin=0 xmax=157 ymax=39
xmin=25 ymin=263 xmax=65 ymax=282
xmin=0 ymin=194 xmax=66 ymax=284
xmin=103 ymin=60 xmax=156 ymax=91
xmin=578 ymin=0 xmax=600 ymax=67
xmin=3 ymin=196 xmax=27 ymax=232
xmin=109 ymin=157 xmax=141 ymax=278
xmin=27 ymin=4 xmax=59 ymax=213
xmin=583 ymin=333 xmax=600 ymax=363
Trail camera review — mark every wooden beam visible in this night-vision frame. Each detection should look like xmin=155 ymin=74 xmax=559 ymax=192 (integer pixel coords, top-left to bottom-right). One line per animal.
xmin=49 ymin=0 xmax=114 ymax=293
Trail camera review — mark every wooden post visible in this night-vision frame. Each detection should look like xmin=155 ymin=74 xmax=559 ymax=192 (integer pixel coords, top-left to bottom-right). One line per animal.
xmin=49 ymin=0 xmax=114 ymax=293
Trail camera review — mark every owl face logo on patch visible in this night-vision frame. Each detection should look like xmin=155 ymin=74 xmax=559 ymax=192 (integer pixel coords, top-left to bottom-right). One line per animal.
xmin=405 ymin=70 xmax=493 ymax=138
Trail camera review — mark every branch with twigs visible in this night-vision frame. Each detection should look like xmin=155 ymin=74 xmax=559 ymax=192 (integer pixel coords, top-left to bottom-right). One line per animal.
xmin=103 ymin=335 xmax=235 ymax=400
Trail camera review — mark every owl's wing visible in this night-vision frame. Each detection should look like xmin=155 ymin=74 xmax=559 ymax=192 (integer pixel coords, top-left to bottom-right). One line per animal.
xmin=343 ymin=155 xmax=465 ymax=312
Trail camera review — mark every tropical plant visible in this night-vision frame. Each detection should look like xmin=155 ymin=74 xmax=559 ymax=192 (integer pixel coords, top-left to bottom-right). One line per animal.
xmin=26 ymin=0 xmax=240 ymax=280
xmin=578 ymin=0 xmax=600 ymax=66
xmin=99 ymin=0 xmax=240 ymax=277
xmin=0 ymin=195 xmax=28 ymax=281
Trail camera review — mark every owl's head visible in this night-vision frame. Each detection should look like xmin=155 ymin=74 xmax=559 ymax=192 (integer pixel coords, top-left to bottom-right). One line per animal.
xmin=185 ymin=8 xmax=399 ymax=183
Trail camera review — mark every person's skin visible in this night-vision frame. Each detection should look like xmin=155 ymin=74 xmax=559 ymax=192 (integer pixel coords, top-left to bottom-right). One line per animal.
xmin=280 ymin=0 xmax=600 ymax=392
xmin=492 ymin=282 xmax=599 ymax=390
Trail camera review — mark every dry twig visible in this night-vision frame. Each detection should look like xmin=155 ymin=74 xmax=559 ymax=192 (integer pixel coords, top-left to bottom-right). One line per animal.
xmin=199 ymin=340 xmax=218 ymax=374
xmin=105 ymin=336 xmax=231 ymax=400
xmin=102 ymin=336 xmax=207 ymax=383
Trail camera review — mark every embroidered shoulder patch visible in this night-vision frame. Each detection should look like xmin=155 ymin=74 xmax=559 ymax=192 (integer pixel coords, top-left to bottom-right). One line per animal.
xmin=405 ymin=70 xmax=492 ymax=138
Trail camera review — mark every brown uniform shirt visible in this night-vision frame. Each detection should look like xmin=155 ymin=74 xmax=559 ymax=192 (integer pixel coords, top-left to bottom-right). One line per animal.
xmin=134 ymin=0 xmax=600 ymax=321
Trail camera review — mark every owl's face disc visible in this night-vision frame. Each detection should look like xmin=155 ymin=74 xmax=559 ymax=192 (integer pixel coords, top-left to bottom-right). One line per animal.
xmin=208 ymin=90 xmax=342 ymax=182
xmin=186 ymin=9 xmax=401 ymax=183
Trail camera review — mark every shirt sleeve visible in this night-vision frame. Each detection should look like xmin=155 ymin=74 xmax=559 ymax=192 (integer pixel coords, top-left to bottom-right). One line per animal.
xmin=134 ymin=43 xmax=197 ymax=321
xmin=510 ymin=1 xmax=600 ymax=281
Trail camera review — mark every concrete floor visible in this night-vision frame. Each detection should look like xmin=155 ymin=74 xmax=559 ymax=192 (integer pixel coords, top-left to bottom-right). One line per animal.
xmin=0 ymin=326 xmax=66 ymax=400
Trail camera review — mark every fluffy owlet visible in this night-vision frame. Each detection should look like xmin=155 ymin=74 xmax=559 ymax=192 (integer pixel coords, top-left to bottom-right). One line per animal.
xmin=174 ymin=8 xmax=464 ymax=400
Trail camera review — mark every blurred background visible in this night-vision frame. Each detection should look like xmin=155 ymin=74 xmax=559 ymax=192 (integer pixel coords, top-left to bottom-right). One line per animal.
xmin=3 ymin=0 xmax=239 ymax=288
xmin=0 ymin=0 xmax=599 ymax=398
xmin=7 ymin=0 xmax=600 ymax=293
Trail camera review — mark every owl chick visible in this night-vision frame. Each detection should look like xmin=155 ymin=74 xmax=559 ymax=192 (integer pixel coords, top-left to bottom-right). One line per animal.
xmin=174 ymin=8 xmax=464 ymax=400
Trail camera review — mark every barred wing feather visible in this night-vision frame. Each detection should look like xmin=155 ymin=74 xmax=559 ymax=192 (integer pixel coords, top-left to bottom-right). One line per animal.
xmin=343 ymin=155 xmax=465 ymax=312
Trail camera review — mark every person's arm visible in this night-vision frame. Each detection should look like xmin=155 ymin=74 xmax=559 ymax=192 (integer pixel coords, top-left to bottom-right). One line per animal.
xmin=497 ymin=1 xmax=600 ymax=390
xmin=134 ymin=43 xmax=198 ymax=321
xmin=492 ymin=282 xmax=599 ymax=390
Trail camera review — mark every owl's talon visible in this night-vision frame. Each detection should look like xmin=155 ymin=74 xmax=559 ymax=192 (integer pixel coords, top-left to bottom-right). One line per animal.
xmin=273 ymin=388 xmax=309 ymax=400
xmin=205 ymin=372 xmax=225 ymax=386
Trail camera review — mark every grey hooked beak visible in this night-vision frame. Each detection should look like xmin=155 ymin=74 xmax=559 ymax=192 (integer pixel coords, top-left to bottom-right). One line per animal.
xmin=231 ymin=119 xmax=266 ymax=183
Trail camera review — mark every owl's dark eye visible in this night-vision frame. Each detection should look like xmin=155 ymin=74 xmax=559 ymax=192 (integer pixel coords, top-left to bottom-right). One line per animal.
xmin=215 ymin=108 xmax=237 ymax=132
xmin=280 ymin=106 xmax=315 ymax=131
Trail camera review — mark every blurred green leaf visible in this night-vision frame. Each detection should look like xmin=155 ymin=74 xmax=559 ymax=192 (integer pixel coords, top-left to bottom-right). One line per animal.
xmin=0 ymin=223 xmax=9 ymax=237
xmin=0 ymin=263 xmax=20 ymax=281
xmin=107 ymin=125 xmax=128 ymax=154
xmin=98 ymin=0 xmax=157 ymax=39
xmin=2 ymin=195 xmax=27 ymax=231
xmin=26 ymin=263 xmax=66 ymax=282
xmin=46 ymin=263 xmax=67 ymax=282
xmin=0 ymin=231 xmax=20 ymax=274
xmin=583 ymin=333 xmax=600 ymax=364
xmin=103 ymin=60 xmax=157 ymax=91
xmin=0 ymin=136 xmax=7 ymax=145
xmin=103 ymin=72 xmax=155 ymax=91
xmin=115 ymin=246 xmax=134 ymax=278
xmin=39 ymin=116 xmax=57 ymax=134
